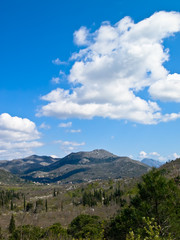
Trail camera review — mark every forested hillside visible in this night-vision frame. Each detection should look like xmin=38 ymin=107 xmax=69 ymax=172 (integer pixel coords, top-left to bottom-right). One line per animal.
xmin=0 ymin=168 xmax=179 ymax=239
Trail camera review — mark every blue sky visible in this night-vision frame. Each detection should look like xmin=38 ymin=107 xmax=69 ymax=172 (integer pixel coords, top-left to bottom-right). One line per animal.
xmin=1 ymin=0 xmax=180 ymax=161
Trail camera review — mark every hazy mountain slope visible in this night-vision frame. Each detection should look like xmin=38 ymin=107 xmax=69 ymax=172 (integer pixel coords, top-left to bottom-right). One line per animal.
xmin=38 ymin=149 xmax=119 ymax=173
xmin=20 ymin=150 xmax=150 ymax=183
xmin=0 ymin=155 xmax=59 ymax=175
xmin=0 ymin=169 xmax=24 ymax=185
xmin=141 ymin=158 xmax=165 ymax=168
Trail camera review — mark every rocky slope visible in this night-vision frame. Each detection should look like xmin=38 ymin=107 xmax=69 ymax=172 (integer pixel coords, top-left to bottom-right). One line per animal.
xmin=0 ymin=150 xmax=150 ymax=183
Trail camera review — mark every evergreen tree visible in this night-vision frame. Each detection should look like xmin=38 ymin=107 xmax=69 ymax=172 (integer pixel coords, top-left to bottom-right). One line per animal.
xmin=23 ymin=195 xmax=26 ymax=211
xmin=9 ymin=214 xmax=15 ymax=233
xmin=10 ymin=200 xmax=13 ymax=211
xmin=45 ymin=199 xmax=48 ymax=212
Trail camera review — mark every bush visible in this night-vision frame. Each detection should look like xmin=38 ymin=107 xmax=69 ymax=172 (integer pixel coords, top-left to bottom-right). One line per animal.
xmin=68 ymin=214 xmax=103 ymax=239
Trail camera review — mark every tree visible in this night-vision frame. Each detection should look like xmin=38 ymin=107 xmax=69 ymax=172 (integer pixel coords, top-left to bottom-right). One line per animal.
xmin=26 ymin=202 xmax=33 ymax=212
xmin=68 ymin=214 xmax=103 ymax=240
xmin=23 ymin=195 xmax=26 ymax=211
xmin=105 ymin=169 xmax=180 ymax=239
xmin=131 ymin=168 xmax=180 ymax=235
xmin=45 ymin=199 xmax=48 ymax=212
xmin=9 ymin=214 xmax=15 ymax=233
xmin=10 ymin=200 xmax=13 ymax=211
xmin=46 ymin=223 xmax=67 ymax=239
xmin=9 ymin=225 xmax=44 ymax=240
xmin=126 ymin=217 xmax=173 ymax=240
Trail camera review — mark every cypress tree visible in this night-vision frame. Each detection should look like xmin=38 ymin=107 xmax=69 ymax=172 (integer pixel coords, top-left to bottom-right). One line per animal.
xmin=23 ymin=195 xmax=26 ymax=211
xmin=10 ymin=200 xmax=13 ymax=211
xmin=45 ymin=199 xmax=48 ymax=212
xmin=9 ymin=214 xmax=15 ymax=233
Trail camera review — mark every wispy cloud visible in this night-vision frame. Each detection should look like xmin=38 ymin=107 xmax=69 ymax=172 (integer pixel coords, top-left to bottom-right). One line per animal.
xmin=55 ymin=140 xmax=85 ymax=153
xmin=51 ymin=77 xmax=60 ymax=84
xmin=58 ymin=122 xmax=72 ymax=128
xmin=52 ymin=58 xmax=67 ymax=65
xmin=67 ymin=129 xmax=81 ymax=133
xmin=39 ymin=122 xmax=51 ymax=129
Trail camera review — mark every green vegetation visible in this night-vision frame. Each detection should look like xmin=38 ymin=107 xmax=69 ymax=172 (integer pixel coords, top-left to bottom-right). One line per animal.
xmin=68 ymin=214 xmax=103 ymax=239
xmin=105 ymin=169 xmax=180 ymax=239
xmin=0 ymin=168 xmax=179 ymax=239
xmin=8 ymin=215 xmax=15 ymax=234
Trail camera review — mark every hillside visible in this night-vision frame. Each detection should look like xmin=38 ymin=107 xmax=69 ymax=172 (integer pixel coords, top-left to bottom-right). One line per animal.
xmin=0 ymin=155 xmax=59 ymax=175
xmin=160 ymin=158 xmax=180 ymax=178
xmin=20 ymin=149 xmax=150 ymax=183
xmin=0 ymin=150 xmax=150 ymax=184
xmin=0 ymin=168 xmax=24 ymax=185
xmin=141 ymin=158 xmax=165 ymax=168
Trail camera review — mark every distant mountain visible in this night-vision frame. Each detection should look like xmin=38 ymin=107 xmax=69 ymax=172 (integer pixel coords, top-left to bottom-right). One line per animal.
xmin=0 ymin=155 xmax=59 ymax=175
xmin=0 ymin=150 xmax=150 ymax=183
xmin=18 ymin=149 xmax=150 ymax=183
xmin=0 ymin=168 xmax=24 ymax=185
xmin=141 ymin=158 xmax=165 ymax=168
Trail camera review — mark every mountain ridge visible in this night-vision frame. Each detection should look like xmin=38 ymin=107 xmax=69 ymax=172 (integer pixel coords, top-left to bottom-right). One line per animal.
xmin=0 ymin=149 xmax=150 ymax=183
xmin=141 ymin=158 xmax=165 ymax=168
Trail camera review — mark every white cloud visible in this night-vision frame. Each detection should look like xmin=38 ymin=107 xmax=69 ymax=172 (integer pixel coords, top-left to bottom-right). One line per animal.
xmin=55 ymin=140 xmax=85 ymax=153
xmin=172 ymin=152 xmax=180 ymax=159
xmin=51 ymin=77 xmax=60 ymax=84
xmin=139 ymin=151 xmax=147 ymax=159
xmin=0 ymin=113 xmax=43 ymax=160
xmin=58 ymin=122 xmax=72 ymax=128
xmin=138 ymin=150 xmax=180 ymax=162
xmin=39 ymin=122 xmax=51 ymax=129
xmin=73 ymin=26 xmax=89 ymax=46
xmin=68 ymin=129 xmax=81 ymax=133
xmin=149 ymin=152 xmax=160 ymax=157
xmin=38 ymin=11 xmax=180 ymax=124
xmin=149 ymin=74 xmax=180 ymax=102
xmin=52 ymin=58 xmax=67 ymax=65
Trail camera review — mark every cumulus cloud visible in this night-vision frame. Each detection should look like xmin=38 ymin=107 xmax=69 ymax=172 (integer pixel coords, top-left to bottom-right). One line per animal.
xmin=138 ymin=150 xmax=180 ymax=162
xmin=139 ymin=151 xmax=147 ymax=159
xmin=0 ymin=113 xmax=43 ymax=160
xmin=149 ymin=73 xmax=180 ymax=102
xmin=55 ymin=140 xmax=85 ymax=153
xmin=73 ymin=26 xmax=89 ymax=46
xmin=38 ymin=11 xmax=180 ymax=124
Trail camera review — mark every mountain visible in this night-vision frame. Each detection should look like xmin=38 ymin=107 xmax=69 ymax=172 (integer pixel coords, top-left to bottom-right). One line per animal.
xmin=0 ymin=150 xmax=150 ymax=183
xmin=159 ymin=158 xmax=180 ymax=178
xmin=0 ymin=155 xmax=59 ymax=175
xmin=141 ymin=158 xmax=165 ymax=168
xmin=0 ymin=168 xmax=24 ymax=185
xmin=18 ymin=149 xmax=150 ymax=183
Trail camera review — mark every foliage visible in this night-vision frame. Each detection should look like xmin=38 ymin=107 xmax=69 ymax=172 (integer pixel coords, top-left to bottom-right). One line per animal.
xmin=9 ymin=225 xmax=45 ymax=240
xmin=126 ymin=217 xmax=173 ymax=240
xmin=26 ymin=202 xmax=33 ymax=212
xmin=68 ymin=214 xmax=103 ymax=240
xmin=44 ymin=223 xmax=68 ymax=239
xmin=0 ymin=189 xmax=20 ymax=209
xmin=105 ymin=169 xmax=180 ymax=239
xmin=9 ymin=214 xmax=15 ymax=233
